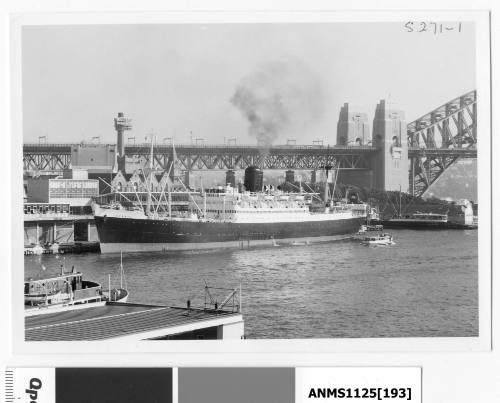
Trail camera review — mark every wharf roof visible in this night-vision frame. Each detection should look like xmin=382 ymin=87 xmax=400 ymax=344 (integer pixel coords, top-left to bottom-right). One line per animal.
xmin=25 ymin=302 xmax=241 ymax=341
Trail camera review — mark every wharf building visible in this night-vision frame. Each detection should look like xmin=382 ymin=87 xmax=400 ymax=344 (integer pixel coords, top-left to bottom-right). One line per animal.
xmin=25 ymin=168 xmax=98 ymax=214
xmin=95 ymin=170 xmax=191 ymax=213
xmin=108 ymin=170 xmax=170 ymax=193
xmin=25 ymin=301 xmax=245 ymax=341
xmin=24 ymin=169 xmax=99 ymax=246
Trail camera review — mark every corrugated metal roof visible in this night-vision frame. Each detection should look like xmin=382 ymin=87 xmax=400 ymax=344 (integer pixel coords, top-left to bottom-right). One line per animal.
xmin=25 ymin=302 xmax=240 ymax=341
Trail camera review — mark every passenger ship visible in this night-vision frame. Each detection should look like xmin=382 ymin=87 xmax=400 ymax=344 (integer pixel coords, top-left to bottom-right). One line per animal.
xmin=94 ymin=169 xmax=367 ymax=254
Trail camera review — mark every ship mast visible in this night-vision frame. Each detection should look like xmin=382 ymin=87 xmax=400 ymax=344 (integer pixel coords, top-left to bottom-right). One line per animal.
xmin=108 ymin=274 xmax=112 ymax=302
xmin=120 ymin=251 xmax=123 ymax=289
xmin=323 ymin=166 xmax=330 ymax=204
xmin=399 ymin=185 xmax=402 ymax=217
xmin=146 ymin=135 xmax=155 ymax=216
xmin=167 ymin=139 xmax=176 ymax=218
xmin=203 ymin=191 xmax=207 ymax=218
xmin=331 ymin=161 xmax=339 ymax=202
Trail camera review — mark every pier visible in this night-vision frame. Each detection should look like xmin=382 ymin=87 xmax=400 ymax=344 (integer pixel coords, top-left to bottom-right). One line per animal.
xmin=24 ymin=203 xmax=99 ymax=253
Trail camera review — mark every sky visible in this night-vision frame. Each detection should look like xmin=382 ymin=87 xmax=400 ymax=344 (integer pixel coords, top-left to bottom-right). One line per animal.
xmin=22 ymin=23 xmax=476 ymax=145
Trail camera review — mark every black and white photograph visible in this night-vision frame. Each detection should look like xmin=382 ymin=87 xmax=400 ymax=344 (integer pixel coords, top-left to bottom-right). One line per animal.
xmin=18 ymin=17 xmax=488 ymax=343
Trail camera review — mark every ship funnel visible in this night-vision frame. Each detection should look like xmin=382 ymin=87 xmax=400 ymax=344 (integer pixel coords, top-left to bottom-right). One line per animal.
xmin=244 ymin=166 xmax=263 ymax=192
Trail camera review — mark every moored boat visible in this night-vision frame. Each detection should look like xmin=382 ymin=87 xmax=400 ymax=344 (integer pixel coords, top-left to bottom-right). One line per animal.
xmin=24 ymin=244 xmax=44 ymax=255
xmin=380 ymin=212 xmax=449 ymax=229
xmin=25 ymin=269 xmax=103 ymax=307
xmin=25 ymin=264 xmax=128 ymax=312
xmin=376 ymin=198 xmax=476 ymax=229
xmin=357 ymin=224 xmax=384 ymax=234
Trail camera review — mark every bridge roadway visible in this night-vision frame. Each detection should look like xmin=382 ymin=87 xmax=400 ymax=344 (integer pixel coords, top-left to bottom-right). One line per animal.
xmin=23 ymin=143 xmax=477 ymax=171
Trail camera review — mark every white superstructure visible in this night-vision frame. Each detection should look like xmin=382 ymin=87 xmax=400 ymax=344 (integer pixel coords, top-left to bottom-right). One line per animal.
xmin=191 ymin=185 xmax=367 ymax=223
xmin=94 ymin=184 xmax=368 ymax=223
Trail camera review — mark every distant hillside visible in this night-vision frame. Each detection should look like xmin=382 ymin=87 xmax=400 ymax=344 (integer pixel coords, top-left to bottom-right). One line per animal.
xmin=287 ymin=181 xmax=473 ymax=219
xmin=342 ymin=186 xmax=469 ymax=219
xmin=425 ymin=159 xmax=477 ymax=202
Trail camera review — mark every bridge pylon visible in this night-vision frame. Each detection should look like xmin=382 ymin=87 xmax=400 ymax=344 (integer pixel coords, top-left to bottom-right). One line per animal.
xmin=336 ymin=103 xmax=371 ymax=146
xmin=372 ymin=99 xmax=409 ymax=192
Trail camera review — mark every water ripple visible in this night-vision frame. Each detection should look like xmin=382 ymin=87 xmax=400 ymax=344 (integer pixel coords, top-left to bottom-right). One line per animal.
xmin=24 ymin=229 xmax=478 ymax=339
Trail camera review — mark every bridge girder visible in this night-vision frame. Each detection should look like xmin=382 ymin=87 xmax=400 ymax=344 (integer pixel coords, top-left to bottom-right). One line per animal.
xmin=126 ymin=146 xmax=375 ymax=171
xmin=407 ymin=90 xmax=477 ymax=196
xmin=22 ymin=144 xmax=477 ymax=196
xmin=23 ymin=152 xmax=71 ymax=172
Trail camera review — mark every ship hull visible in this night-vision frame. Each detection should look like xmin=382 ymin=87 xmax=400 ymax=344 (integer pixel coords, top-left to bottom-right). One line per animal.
xmin=95 ymin=215 xmax=364 ymax=253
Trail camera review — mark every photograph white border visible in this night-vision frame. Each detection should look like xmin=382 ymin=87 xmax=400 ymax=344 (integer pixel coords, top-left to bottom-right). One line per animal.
xmin=8 ymin=9 xmax=491 ymax=356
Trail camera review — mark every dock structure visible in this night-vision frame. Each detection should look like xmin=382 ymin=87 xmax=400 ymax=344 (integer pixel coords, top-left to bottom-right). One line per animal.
xmin=25 ymin=302 xmax=244 ymax=341
xmin=24 ymin=203 xmax=98 ymax=246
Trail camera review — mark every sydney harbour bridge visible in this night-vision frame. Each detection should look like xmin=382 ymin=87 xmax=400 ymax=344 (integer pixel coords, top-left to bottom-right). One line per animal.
xmin=23 ymin=90 xmax=477 ymax=197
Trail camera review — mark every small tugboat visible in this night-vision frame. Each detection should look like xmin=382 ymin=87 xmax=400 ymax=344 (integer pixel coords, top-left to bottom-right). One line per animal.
xmin=354 ymin=224 xmax=384 ymax=241
xmin=25 ymin=260 xmax=128 ymax=312
xmin=360 ymin=233 xmax=395 ymax=246
xmin=357 ymin=224 xmax=384 ymax=234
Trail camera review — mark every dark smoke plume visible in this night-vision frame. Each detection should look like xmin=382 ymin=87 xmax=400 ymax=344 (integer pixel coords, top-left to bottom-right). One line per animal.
xmin=230 ymin=59 xmax=325 ymax=149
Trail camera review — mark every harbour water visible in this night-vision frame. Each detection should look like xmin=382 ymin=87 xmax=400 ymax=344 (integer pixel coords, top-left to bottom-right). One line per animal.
xmin=24 ymin=229 xmax=478 ymax=339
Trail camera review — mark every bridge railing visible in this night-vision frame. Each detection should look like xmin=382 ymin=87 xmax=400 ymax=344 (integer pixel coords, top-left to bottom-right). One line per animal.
xmin=24 ymin=143 xmax=82 ymax=148
xmin=24 ymin=142 xmax=377 ymax=150
xmin=126 ymin=143 xmax=376 ymax=150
